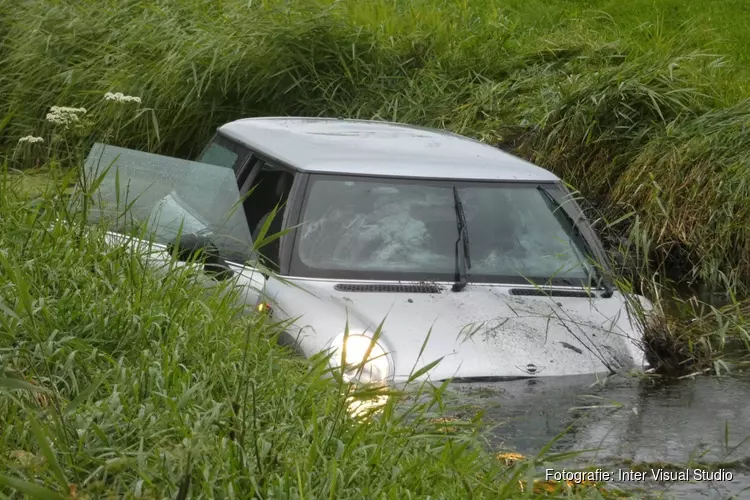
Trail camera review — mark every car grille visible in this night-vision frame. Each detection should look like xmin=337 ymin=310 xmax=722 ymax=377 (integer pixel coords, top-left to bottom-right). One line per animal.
xmin=508 ymin=288 xmax=594 ymax=298
xmin=333 ymin=283 xmax=442 ymax=294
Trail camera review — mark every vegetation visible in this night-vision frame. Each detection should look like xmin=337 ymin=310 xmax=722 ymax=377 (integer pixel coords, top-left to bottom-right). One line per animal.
xmin=0 ymin=169 xmax=627 ymax=498
xmin=3 ymin=0 xmax=750 ymax=366
xmin=2 ymin=0 xmax=750 ymax=496
xmin=1 ymin=0 xmax=750 ymax=290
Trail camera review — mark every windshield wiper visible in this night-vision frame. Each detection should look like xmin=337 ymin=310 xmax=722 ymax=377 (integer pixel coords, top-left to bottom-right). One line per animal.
xmin=536 ymin=186 xmax=613 ymax=298
xmin=451 ymin=186 xmax=471 ymax=292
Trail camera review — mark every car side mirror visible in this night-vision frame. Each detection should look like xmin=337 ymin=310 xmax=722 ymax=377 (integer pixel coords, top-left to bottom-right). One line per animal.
xmin=166 ymin=233 xmax=235 ymax=281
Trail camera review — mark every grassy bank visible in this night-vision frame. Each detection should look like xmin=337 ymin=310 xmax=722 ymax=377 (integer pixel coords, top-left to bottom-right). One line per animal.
xmin=2 ymin=3 xmax=750 ymax=495
xmin=1 ymin=0 xmax=750 ymax=290
xmin=0 ymin=170 xmax=625 ymax=498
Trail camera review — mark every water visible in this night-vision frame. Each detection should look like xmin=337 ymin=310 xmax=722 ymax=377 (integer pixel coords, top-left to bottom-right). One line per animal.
xmin=449 ymin=374 xmax=750 ymax=499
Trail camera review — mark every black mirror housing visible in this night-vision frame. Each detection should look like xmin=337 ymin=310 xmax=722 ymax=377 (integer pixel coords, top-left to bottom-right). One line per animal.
xmin=166 ymin=233 xmax=235 ymax=281
xmin=166 ymin=233 xmax=215 ymax=261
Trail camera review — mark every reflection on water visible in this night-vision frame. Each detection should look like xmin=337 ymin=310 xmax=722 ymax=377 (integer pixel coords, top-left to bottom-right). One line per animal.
xmin=449 ymin=374 xmax=750 ymax=499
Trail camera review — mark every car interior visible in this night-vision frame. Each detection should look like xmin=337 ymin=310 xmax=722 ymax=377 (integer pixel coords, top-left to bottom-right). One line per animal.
xmin=244 ymin=165 xmax=294 ymax=270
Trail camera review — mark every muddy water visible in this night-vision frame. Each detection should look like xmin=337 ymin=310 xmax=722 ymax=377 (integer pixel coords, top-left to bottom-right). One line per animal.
xmin=449 ymin=374 xmax=750 ymax=499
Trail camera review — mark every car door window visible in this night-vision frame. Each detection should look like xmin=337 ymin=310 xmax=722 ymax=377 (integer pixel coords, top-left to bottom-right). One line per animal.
xmin=196 ymin=135 xmax=249 ymax=176
xmin=80 ymin=143 xmax=254 ymax=265
xmin=198 ymin=142 xmax=237 ymax=168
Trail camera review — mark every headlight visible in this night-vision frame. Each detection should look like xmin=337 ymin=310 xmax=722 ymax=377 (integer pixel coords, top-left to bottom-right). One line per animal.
xmin=255 ymin=301 xmax=272 ymax=316
xmin=331 ymin=334 xmax=391 ymax=384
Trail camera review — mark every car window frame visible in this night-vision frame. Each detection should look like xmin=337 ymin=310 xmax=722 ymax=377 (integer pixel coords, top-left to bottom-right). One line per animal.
xmin=286 ymin=173 xmax=611 ymax=285
xmin=546 ymin=186 xmax=612 ymax=278
xmin=277 ymin=172 xmax=309 ymax=275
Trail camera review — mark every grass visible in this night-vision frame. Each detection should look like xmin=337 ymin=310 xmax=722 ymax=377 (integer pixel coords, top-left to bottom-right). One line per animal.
xmin=617 ymin=275 xmax=750 ymax=375
xmin=0 ymin=167 xmax=629 ymax=498
xmin=1 ymin=0 xmax=749 ymax=291
xmin=0 ymin=0 xmax=748 ymax=366
xmin=2 ymin=0 xmax=750 ymax=496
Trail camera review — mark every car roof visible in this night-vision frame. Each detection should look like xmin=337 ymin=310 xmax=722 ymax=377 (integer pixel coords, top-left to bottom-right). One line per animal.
xmin=217 ymin=117 xmax=560 ymax=182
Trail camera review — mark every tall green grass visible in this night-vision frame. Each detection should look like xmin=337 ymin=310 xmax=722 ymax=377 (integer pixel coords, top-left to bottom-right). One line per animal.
xmin=2 ymin=0 xmax=750 ymax=368
xmin=1 ymin=3 xmax=750 ymax=493
xmin=2 ymin=0 xmax=749 ymax=290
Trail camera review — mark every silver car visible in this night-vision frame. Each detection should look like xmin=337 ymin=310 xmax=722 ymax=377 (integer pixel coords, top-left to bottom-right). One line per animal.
xmin=81 ymin=117 xmax=651 ymax=386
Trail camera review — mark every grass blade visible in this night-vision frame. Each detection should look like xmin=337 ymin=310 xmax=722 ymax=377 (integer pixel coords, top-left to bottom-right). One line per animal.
xmin=0 ymin=474 xmax=67 ymax=500
xmin=28 ymin=414 xmax=69 ymax=492
xmin=64 ymin=375 xmax=107 ymax=416
xmin=0 ymin=378 xmax=52 ymax=394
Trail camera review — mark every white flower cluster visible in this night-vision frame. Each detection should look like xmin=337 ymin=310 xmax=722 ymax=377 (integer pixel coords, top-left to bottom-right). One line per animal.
xmin=17 ymin=135 xmax=45 ymax=144
xmin=46 ymin=106 xmax=87 ymax=128
xmin=104 ymin=92 xmax=142 ymax=104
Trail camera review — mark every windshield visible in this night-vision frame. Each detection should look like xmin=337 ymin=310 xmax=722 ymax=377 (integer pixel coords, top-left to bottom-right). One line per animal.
xmin=79 ymin=143 xmax=253 ymax=263
xmin=291 ymin=175 xmax=599 ymax=285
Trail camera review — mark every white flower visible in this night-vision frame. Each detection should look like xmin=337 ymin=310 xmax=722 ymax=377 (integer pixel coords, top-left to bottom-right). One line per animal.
xmin=45 ymin=106 xmax=87 ymax=128
xmin=104 ymin=92 xmax=142 ymax=104
xmin=18 ymin=135 xmax=44 ymax=144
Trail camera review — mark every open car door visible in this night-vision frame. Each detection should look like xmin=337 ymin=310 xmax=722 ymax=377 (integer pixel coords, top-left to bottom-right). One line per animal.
xmin=75 ymin=143 xmax=266 ymax=310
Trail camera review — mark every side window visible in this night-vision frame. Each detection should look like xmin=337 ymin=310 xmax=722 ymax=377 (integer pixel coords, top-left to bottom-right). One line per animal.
xmin=243 ymin=162 xmax=295 ymax=270
xmin=196 ymin=135 xmax=248 ymax=175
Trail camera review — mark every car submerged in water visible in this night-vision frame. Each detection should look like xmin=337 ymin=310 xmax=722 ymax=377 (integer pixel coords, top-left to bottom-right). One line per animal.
xmin=80 ymin=117 xmax=650 ymax=386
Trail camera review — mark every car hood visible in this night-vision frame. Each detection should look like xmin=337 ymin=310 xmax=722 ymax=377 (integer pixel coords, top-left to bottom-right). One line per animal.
xmin=264 ymin=279 xmax=648 ymax=383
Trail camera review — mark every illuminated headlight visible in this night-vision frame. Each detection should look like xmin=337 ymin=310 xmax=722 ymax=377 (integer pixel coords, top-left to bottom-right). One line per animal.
xmin=256 ymin=301 xmax=272 ymax=316
xmin=331 ymin=334 xmax=391 ymax=385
